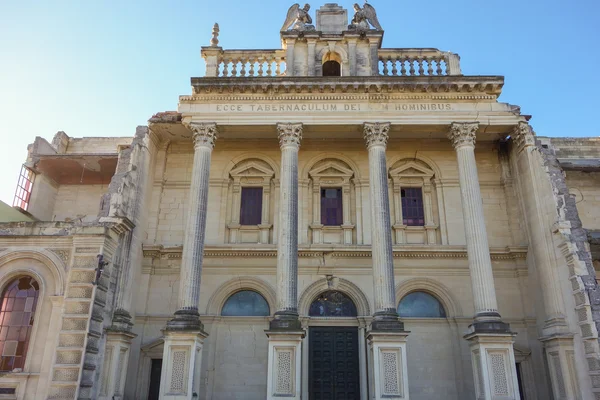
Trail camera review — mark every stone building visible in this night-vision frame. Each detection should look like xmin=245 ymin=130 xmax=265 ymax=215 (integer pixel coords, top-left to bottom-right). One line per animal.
xmin=0 ymin=3 xmax=599 ymax=399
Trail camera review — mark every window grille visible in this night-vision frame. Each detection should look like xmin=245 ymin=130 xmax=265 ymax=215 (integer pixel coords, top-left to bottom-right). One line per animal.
xmin=401 ymin=187 xmax=425 ymax=226
xmin=0 ymin=276 xmax=40 ymax=371
xmin=13 ymin=166 xmax=34 ymax=211
xmin=239 ymin=187 xmax=263 ymax=225
xmin=321 ymin=188 xmax=343 ymax=226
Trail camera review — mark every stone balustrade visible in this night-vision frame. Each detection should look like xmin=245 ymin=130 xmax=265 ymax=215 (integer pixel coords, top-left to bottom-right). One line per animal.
xmin=217 ymin=50 xmax=287 ymax=77
xmin=378 ymin=49 xmax=461 ymax=76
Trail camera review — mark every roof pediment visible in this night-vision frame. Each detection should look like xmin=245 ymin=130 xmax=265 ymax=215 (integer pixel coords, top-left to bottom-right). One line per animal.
xmin=309 ymin=161 xmax=354 ymax=178
xmin=390 ymin=161 xmax=434 ymax=177
xmin=230 ymin=161 xmax=274 ymax=177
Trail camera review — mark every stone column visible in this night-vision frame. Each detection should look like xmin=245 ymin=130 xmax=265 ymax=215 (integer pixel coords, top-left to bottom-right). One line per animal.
xmin=448 ymin=122 xmax=521 ymax=400
xmin=98 ymin=126 xmax=157 ymax=400
xmin=159 ymin=122 xmax=216 ymax=400
xmin=266 ymin=123 xmax=304 ymax=400
xmin=363 ymin=122 xmax=410 ymax=400
xmin=512 ymin=121 xmax=580 ymax=400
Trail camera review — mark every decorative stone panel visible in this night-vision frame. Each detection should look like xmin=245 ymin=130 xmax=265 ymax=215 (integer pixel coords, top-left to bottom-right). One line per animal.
xmin=380 ymin=350 xmax=401 ymax=396
xmin=48 ymin=385 xmax=77 ymax=399
xmin=275 ymin=350 xmax=293 ymax=395
xmin=170 ymin=350 xmax=188 ymax=394
xmin=64 ymin=301 xmax=91 ymax=315
xmin=56 ymin=350 xmax=82 ymax=365
xmin=61 ymin=318 xmax=88 ymax=331
xmin=66 ymin=286 xmax=93 ymax=299
xmin=489 ymin=352 xmax=509 ymax=396
xmin=58 ymin=333 xmax=86 ymax=348
xmin=53 ymin=368 xmax=80 ymax=382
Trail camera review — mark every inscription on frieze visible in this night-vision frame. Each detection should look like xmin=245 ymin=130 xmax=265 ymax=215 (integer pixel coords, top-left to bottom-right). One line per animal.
xmin=214 ymin=103 xmax=453 ymax=113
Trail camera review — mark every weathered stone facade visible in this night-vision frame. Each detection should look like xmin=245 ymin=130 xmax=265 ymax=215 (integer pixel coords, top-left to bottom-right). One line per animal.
xmin=0 ymin=3 xmax=599 ymax=399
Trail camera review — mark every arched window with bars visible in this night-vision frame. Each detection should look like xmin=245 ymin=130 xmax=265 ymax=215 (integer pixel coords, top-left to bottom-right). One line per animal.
xmin=0 ymin=276 xmax=40 ymax=371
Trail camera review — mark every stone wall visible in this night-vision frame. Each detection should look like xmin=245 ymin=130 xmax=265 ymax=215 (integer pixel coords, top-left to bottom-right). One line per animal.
xmin=53 ymin=184 xmax=107 ymax=222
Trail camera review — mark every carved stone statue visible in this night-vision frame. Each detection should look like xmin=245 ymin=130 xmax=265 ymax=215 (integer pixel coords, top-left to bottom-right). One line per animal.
xmin=349 ymin=2 xmax=382 ymax=31
xmin=281 ymin=3 xmax=316 ymax=32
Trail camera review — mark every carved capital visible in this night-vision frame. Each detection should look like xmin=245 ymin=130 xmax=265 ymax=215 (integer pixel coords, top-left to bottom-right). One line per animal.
xmin=448 ymin=122 xmax=479 ymax=149
xmin=512 ymin=121 xmax=535 ymax=152
xmin=277 ymin=123 xmax=303 ymax=148
xmin=186 ymin=122 xmax=218 ymax=149
xmin=363 ymin=122 xmax=390 ymax=149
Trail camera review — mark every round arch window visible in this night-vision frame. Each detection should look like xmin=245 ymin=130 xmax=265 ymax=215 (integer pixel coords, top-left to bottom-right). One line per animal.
xmin=221 ymin=290 xmax=270 ymax=316
xmin=309 ymin=290 xmax=357 ymax=317
xmin=397 ymin=291 xmax=446 ymax=318
xmin=0 ymin=276 xmax=40 ymax=371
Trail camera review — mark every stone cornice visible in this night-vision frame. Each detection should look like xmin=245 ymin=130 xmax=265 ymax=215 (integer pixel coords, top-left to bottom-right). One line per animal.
xmin=188 ymin=76 xmax=504 ymax=97
xmin=142 ymin=244 xmax=527 ymax=261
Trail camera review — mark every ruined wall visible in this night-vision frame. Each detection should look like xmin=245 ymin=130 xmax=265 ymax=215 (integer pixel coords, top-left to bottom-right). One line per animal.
xmin=565 ymin=171 xmax=600 ymax=231
xmin=65 ymin=137 xmax=132 ymax=154
xmin=52 ymin=184 xmax=107 ymax=222
xmin=27 ymin=174 xmax=58 ymax=220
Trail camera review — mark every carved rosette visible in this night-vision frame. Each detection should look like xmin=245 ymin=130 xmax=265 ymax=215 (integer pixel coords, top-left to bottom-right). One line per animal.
xmin=277 ymin=123 xmax=303 ymax=148
xmin=512 ymin=121 xmax=535 ymax=152
xmin=363 ymin=122 xmax=391 ymax=149
xmin=186 ymin=122 xmax=218 ymax=149
xmin=448 ymin=122 xmax=479 ymax=149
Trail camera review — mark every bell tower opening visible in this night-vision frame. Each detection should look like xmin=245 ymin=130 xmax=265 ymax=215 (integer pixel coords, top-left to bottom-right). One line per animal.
xmin=322 ymin=52 xmax=342 ymax=76
xmin=322 ymin=60 xmax=341 ymax=76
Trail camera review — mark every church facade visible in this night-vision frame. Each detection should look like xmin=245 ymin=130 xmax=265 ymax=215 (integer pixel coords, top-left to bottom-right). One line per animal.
xmin=1 ymin=3 xmax=600 ymax=399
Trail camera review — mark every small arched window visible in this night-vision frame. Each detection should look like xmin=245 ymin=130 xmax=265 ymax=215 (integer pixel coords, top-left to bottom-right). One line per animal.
xmin=221 ymin=290 xmax=270 ymax=316
xmin=0 ymin=276 xmax=40 ymax=371
xmin=309 ymin=290 xmax=357 ymax=317
xmin=398 ymin=291 xmax=446 ymax=318
xmin=322 ymin=60 xmax=341 ymax=76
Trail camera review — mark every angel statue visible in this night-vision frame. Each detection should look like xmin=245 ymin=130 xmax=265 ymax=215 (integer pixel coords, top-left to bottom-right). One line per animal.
xmin=281 ymin=3 xmax=315 ymax=32
xmin=349 ymin=2 xmax=383 ymax=31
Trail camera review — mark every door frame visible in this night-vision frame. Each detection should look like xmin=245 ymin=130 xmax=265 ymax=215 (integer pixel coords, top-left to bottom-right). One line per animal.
xmin=301 ymin=317 xmax=369 ymax=400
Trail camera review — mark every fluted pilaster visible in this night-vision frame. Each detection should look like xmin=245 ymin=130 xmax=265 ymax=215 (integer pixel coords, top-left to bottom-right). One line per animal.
xmin=449 ymin=122 xmax=509 ymax=331
xmin=167 ymin=122 xmax=217 ymax=331
xmin=271 ymin=123 xmax=302 ymax=330
xmin=364 ymin=122 xmax=403 ymax=330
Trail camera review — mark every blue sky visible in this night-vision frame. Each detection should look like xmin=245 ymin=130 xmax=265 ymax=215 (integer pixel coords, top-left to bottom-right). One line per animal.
xmin=0 ymin=0 xmax=598 ymax=205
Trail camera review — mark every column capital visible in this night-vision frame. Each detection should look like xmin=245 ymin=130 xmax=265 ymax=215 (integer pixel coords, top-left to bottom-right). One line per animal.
xmin=512 ymin=121 xmax=535 ymax=152
xmin=448 ymin=122 xmax=479 ymax=149
xmin=363 ymin=122 xmax=390 ymax=149
xmin=185 ymin=122 xmax=218 ymax=149
xmin=277 ymin=123 xmax=303 ymax=148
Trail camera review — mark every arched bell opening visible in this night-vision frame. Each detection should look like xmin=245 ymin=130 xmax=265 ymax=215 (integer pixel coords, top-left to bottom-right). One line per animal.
xmin=322 ymin=52 xmax=342 ymax=76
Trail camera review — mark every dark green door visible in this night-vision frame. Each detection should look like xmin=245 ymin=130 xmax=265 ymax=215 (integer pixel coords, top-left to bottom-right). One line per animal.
xmin=309 ymin=327 xmax=360 ymax=400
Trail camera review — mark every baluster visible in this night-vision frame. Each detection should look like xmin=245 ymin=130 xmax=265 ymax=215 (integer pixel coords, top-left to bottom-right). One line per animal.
xmin=400 ymin=57 xmax=407 ymax=76
xmin=427 ymin=57 xmax=433 ymax=75
xmin=391 ymin=56 xmax=398 ymax=76
xmin=239 ymin=57 xmax=246 ymax=77
xmin=436 ymin=57 xmax=443 ymax=75
xmin=267 ymin=56 xmax=273 ymax=77
xmin=409 ymin=57 xmax=415 ymax=76
xmin=418 ymin=57 xmax=425 ymax=75
xmin=381 ymin=57 xmax=389 ymax=75
xmin=231 ymin=58 xmax=238 ymax=77
xmin=223 ymin=59 xmax=230 ymax=77
xmin=258 ymin=57 xmax=264 ymax=76
xmin=276 ymin=58 xmax=282 ymax=76
xmin=249 ymin=57 xmax=255 ymax=76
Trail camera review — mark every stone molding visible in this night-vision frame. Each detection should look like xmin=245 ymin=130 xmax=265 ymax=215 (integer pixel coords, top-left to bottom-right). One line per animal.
xmin=185 ymin=122 xmax=218 ymax=149
xmin=189 ymin=76 xmax=505 ymax=97
xmin=363 ymin=122 xmax=390 ymax=148
xmin=395 ymin=277 xmax=462 ymax=317
xmin=141 ymin=244 xmax=528 ymax=261
xmin=204 ymin=276 xmax=277 ymax=315
xmin=297 ymin=277 xmax=371 ymax=316
xmin=448 ymin=122 xmax=479 ymax=149
xmin=512 ymin=121 xmax=535 ymax=152
xmin=276 ymin=123 xmax=303 ymax=148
